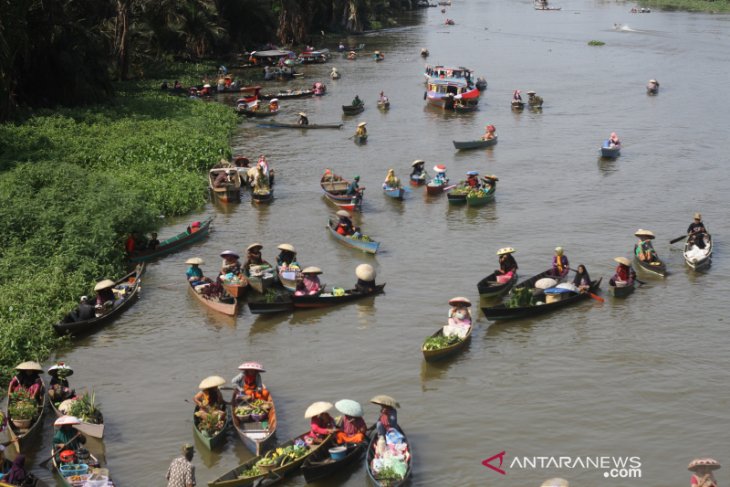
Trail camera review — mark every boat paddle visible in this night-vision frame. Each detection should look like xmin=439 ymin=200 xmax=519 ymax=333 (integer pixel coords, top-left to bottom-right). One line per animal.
xmin=566 ymin=268 xmax=604 ymax=302
xmin=669 ymin=235 xmax=688 ymax=244
xmin=39 ymin=431 xmax=83 ymax=467
xmin=442 ymin=184 xmax=457 ymax=192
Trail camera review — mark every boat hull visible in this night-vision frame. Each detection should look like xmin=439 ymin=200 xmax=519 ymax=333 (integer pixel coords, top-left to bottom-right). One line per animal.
xmin=257 ymin=122 xmax=343 ymax=129
xmin=188 ymin=283 xmax=239 ymax=316
xmin=426 ymin=182 xmax=448 ymax=195
xmin=447 ymin=192 xmax=467 ymax=204
xmin=477 ymin=271 xmax=517 ymax=298
xmin=231 ymin=391 xmax=277 ymax=456
xmin=366 ymin=429 xmax=412 ymax=487
xmin=130 ymin=218 xmax=213 ymax=263
xmin=466 ymin=185 xmax=496 ymax=207
xmin=634 ymin=256 xmax=667 ymax=277
xmin=342 ymin=104 xmax=365 ymax=115
xmin=383 ymin=187 xmax=405 ymax=200
xmin=302 ymin=440 xmax=367 ymax=483
xmin=608 ymin=282 xmax=635 ymax=297
xmin=291 ymin=284 xmax=385 ymax=308
xmin=194 ymin=405 xmax=230 ymax=450
xmin=683 ymin=234 xmax=712 ymax=271
xmin=453 ymin=137 xmax=498 ymax=150
xmin=422 ymin=326 xmax=472 ymax=362
xmin=326 ymin=219 xmax=380 ymax=254
xmin=222 ymin=281 xmax=249 ymax=298
xmin=247 ymin=299 xmax=294 ymax=314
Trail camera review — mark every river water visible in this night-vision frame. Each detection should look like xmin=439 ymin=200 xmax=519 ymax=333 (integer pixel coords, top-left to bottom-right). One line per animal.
xmin=17 ymin=0 xmax=730 ymax=486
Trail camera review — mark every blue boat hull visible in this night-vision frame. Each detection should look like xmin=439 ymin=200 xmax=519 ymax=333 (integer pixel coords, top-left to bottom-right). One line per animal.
xmin=383 ymin=187 xmax=405 ymax=200
xmin=327 ymin=219 xmax=379 ymax=254
xmin=601 ymin=141 xmax=620 ymax=158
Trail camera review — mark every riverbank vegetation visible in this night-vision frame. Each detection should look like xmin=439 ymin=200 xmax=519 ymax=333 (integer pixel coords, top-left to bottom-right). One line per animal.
xmin=641 ymin=0 xmax=730 ymax=12
xmin=0 ymin=91 xmax=236 ymax=387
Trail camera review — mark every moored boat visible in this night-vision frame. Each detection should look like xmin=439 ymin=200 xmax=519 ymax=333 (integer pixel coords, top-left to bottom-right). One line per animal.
xmin=302 ymin=440 xmax=367 ymax=483
xmin=259 ymin=90 xmax=314 ymax=100
xmin=231 ymin=392 xmax=277 ymax=456
xmin=5 ymin=378 xmax=47 ymax=452
xmin=342 ymin=104 xmax=365 ymax=115
xmin=422 ymin=325 xmax=472 ymax=362
xmin=600 ymin=140 xmax=620 ymax=158
xmin=129 ymin=218 xmax=213 ymax=263
xmin=683 ymin=234 xmax=712 ymax=271
xmin=321 ymin=177 xmax=363 ymax=211
xmin=365 ymin=428 xmax=412 ymax=487
xmin=54 ymin=264 xmax=145 ymax=336
xmin=383 ymin=186 xmax=405 ymax=200
xmin=188 ymin=281 xmax=239 ymax=316
xmin=194 ymin=404 xmax=230 ymax=450
xmin=208 ymin=432 xmax=333 ymax=487
xmin=326 ymin=218 xmax=380 ymax=254
xmin=477 ymin=270 xmax=518 ymax=298
xmin=453 ymin=137 xmax=498 ymax=150
xmin=291 ymin=283 xmax=385 ymax=309
xmin=257 ymin=121 xmax=343 ymax=129
xmin=209 ymin=165 xmax=242 ymax=203
xmin=608 ymin=281 xmax=635 ymax=298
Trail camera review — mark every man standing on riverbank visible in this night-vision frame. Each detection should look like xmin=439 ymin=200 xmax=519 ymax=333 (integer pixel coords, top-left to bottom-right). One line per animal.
xmin=166 ymin=444 xmax=196 ymax=487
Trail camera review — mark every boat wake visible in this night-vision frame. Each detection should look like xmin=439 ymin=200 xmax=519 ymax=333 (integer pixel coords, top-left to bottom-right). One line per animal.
xmin=612 ymin=23 xmax=668 ymax=36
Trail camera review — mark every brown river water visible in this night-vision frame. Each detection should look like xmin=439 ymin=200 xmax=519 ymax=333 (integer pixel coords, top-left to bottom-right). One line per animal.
xmin=10 ymin=0 xmax=730 ymax=485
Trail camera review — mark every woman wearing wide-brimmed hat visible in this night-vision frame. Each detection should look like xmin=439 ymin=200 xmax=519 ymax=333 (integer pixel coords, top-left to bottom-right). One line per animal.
xmin=496 ymin=247 xmax=518 ymax=279
xmin=304 ymin=402 xmax=336 ymax=444
xmin=53 ymin=415 xmax=86 ymax=452
xmin=688 ymin=458 xmax=720 ymax=487
xmin=8 ymin=361 xmax=44 ymax=401
xmin=410 ymin=160 xmax=427 ymax=179
xmin=294 ymin=267 xmax=323 ymax=296
xmin=48 ymin=362 xmax=75 ymax=403
xmin=94 ymin=278 xmax=117 ymax=309
xmin=334 ymin=399 xmax=367 ymax=445
xmin=355 ymin=264 xmax=377 ymax=293
xmin=634 ymin=229 xmax=658 ymax=262
xmin=276 ymin=243 xmax=298 ymax=268
xmin=370 ymin=395 xmax=400 ymax=437
xmin=444 ymin=297 xmax=472 ymax=339
xmin=232 ymin=362 xmax=270 ymax=402
xmin=185 ymin=257 xmax=211 ymax=287
xmin=243 ymin=243 xmax=271 ymax=277
xmin=610 ymin=257 xmax=635 ymax=286
xmin=193 ymin=376 xmax=227 ymax=421
xmin=220 ymin=250 xmax=241 ymax=276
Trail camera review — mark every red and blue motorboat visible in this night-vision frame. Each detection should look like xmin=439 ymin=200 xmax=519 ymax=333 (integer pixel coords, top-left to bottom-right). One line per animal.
xmin=425 ymin=79 xmax=480 ymax=110
xmin=424 ymin=65 xmax=479 ymax=88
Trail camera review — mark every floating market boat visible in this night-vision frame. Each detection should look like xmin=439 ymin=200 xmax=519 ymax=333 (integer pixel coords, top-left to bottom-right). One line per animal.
xmin=302 ymin=440 xmax=367 ymax=483
xmin=422 ymin=325 xmax=472 ymax=362
xmin=342 ymin=104 xmax=365 ymax=115
xmin=326 ymin=218 xmax=380 ymax=254
xmin=257 ymin=121 xmax=343 ymax=129
xmin=383 ymin=186 xmax=405 ymax=200
xmin=221 ymin=275 xmax=249 ymax=298
xmin=452 ymin=137 xmax=498 ymax=150
xmin=129 ymin=218 xmax=213 ymax=263
xmin=477 ymin=271 xmax=518 ymax=298
xmin=49 ymin=391 xmax=105 ymax=439
xmin=259 ymin=90 xmax=314 ymax=100
xmin=277 ymin=266 xmax=300 ymax=292
xmin=633 ymin=256 xmax=666 ymax=277
xmin=188 ymin=281 xmax=238 ymax=316
xmin=321 ymin=178 xmax=363 ymax=211
xmin=193 ymin=404 xmax=230 ymax=450
xmin=51 ymin=447 xmax=111 ymax=487
xmin=231 ymin=393 xmax=277 ymax=456
xmin=291 ymin=284 xmax=386 ymax=309
xmin=683 ymin=234 xmax=712 ymax=271
xmin=365 ymin=429 xmax=412 ymax=487
xmin=209 ymin=165 xmax=242 ymax=203
xmin=5 ymin=379 xmax=47 ymax=452
xmin=607 ymin=281 xmax=635 ymax=298
xmin=465 ymin=181 xmax=497 ymax=207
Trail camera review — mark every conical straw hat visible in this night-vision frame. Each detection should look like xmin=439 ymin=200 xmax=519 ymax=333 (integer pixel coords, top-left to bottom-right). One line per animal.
xmin=688 ymin=458 xmax=721 ymax=472
xmin=634 ymin=229 xmax=655 ymax=239
xmin=411 ymin=160 xmax=425 ymax=167
xmin=186 ymin=257 xmax=204 ymax=265
xmin=237 ymin=361 xmax=265 ymax=372
xmin=355 ymin=264 xmax=375 ymax=281
xmin=277 ymin=243 xmax=296 ymax=252
xmin=336 ymin=210 xmax=351 ymax=218
xmin=94 ymin=279 xmax=115 ymax=291
xmin=302 ymin=266 xmax=322 ymax=274
xmin=304 ymin=401 xmax=333 ymax=418
xmin=198 ymin=375 xmax=226 ymax=390
xmin=614 ymin=257 xmax=631 ymax=266
xmin=335 ymin=399 xmax=364 ymax=417
xmin=16 ymin=361 xmax=43 ymax=372
xmin=448 ymin=296 xmax=472 ymax=306
xmin=54 ymin=415 xmax=81 ymax=427
xmin=370 ymin=395 xmax=399 ymax=408
xmin=496 ymin=247 xmax=515 ymax=256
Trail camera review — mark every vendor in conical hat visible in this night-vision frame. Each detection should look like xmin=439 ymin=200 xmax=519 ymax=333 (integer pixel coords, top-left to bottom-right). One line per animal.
xmin=94 ymin=278 xmax=116 ymax=308
xmin=276 ymin=243 xmax=298 ymax=267
xmin=410 ymin=160 xmax=426 ymax=177
xmin=185 ymin=257 xmax=210 ymax=287
xmin=610 ymin=257 xmax=635 ymax=287
xmin=53 ymin=415 xmax=86 ymax=452
xmin=688 ymin=458 xmax=720 ymax=487
xmin=295 ymin=267 xmax=323 ymax=296
xmin=334 ymin=399 xmax=367 ymax=445
xmin=355 ymin=121 xmax=367 ymax=138
xmin=444 ymin=297 xmax=472 ymax=339
xmin=243 ymin=243 xmax=271 ymax=276
xmin=355 ymin=264 xmax=376 ymax=293
xmin=297 ymin=111 xmax=309 ymax=126
xmin=232 ymin=362 xmax=270 ymax=402
xmin=220 ymin=250 xmax=241 ymax=275
xmin=193 ymin=376 xmax=226 ymax=420
xmin=8 ymin=361 xmax=44 ymax=401
xmin=305 ymin=402 xmax=336 ymax=444
xmin=633 ymin=229 xmax=658 ymax=262
xmin=370 ymin=395 xmax=399 ymax=437
xmin=496 ymin=247 xmax=518 ymax=278
xmin=48 ymin=362 xmax=75 ymax=403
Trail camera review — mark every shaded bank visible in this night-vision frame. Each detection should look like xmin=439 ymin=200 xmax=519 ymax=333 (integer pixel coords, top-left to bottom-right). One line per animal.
xmin=641 ymin=0 xmax=730 ymax=11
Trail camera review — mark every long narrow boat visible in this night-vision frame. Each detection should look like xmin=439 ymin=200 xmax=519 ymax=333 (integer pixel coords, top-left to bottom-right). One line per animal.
xmin=600 ymin=141 xmax=620 ymax=158
xmin=302 ymin=440 xmax=367 ymax=483
xmin=683 ymin=234 xmax=713 ymax=271
xmin=291 ymin=284 xmax=385 ymax=309
xmin=49 ymin=393 xmax=105 ymax=439
xmin=342 ymin=104 xmax=365 ymax=115
xmin=608 ymin=281 xmax=635 ymax=297
xmin=251 ymin=188 xmax=274 ymax=203
xmin=257 ymin=122 xmax=343 ymax=129
xmin=633 ymin=256 xmax=666 ymax=277
xmin=238 ymin=108 xmax=279 ymax=118
xmin=129 ymin=218 xmax=213 ymax=263
xmin=0 ymin=459 xmax=40 ymax=486
xmin=476 ymin=271 xmax=518 ymax=298
xmin=194 ymin=405 xmax=230 ymax=450
xmin=209 ymin=166 xmax=242 ymax=203
xmin=482 ymin=279 xmax=602 ymax=321
xmin=188 ymin=282 xmax=238 ymax=316
xmin=248 ymin=298 xmax=294 ymax=314
xmin=51 ymin=447 xmax=110 ymax=487
xmin=466 ymin=183 xmax=496 ymax=207
xmin=452 ymin=137 xmax=498 ymax=150
xmin=54 ymin=264 xmax=145 ymax=336
xmin=321 ymin=179 xmax=363 ymax=211
xmin=326 ymin=218 xmax=380 ymax=254
xmin=231 ymin=392 xmax=277 ymax=456
xmin=6 ymin=380 xmax=47 ymax=452
xmin=259 ymin=90 xmax=314 ymax=100
xmin=277 ymin=266 xmax=299 ymax=292
xmin=383 ymin=186 xmax=405 ymax=200
xmin=208 ymin=432 xmax=334 ymax=487
xmin=422 ymin=325 xmax=473 ymax=362
xmin=365 ymin=429 xmax=412 ymax=487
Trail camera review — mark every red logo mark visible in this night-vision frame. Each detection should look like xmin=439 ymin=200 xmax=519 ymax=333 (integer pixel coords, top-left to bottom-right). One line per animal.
xmin=482 ymin=451 xmax=507 ymax=475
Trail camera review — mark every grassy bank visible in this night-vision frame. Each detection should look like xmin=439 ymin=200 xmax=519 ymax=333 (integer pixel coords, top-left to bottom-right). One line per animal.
xmin=641 ymin=0 xmax=730 ymax=12
xmin=0 ymin=89 xmax=237 ymax=387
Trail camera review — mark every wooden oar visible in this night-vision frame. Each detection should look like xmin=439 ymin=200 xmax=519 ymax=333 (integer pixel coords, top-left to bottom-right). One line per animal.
xmin=40 ymin=431 xmax=83 ymax=467
xmin=670 ymin=235 xmax=687 ymax=244
xmin=587 ymin=292 xmax=604 ymax=303
xmin=442 ymin=184 xmax=457 ymax=192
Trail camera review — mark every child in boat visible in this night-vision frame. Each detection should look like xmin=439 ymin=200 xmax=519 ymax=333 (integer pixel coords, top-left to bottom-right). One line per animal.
xmin=443 ymin=297 xmax=472 ymax=339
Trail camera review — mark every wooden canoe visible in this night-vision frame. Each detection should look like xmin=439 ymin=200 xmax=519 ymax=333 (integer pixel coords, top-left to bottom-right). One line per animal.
xmin=482 ymin=278 xmax=602 ymax=321
xmin=511 ymin=101 xmax=525 ymax=110
xmin=209 ymin=167 xmax=242 ymax=203
xmin=477 ymin=271 xmax=518 ymax=298
xmin=302 ymin=439 xmax=367 ymax=483
xmin=248 ymin=298 xmax=294 ymax=314
xmin=683 ymin=234 xmax=712 ymax=271
xmin=188 ymin=282 xmax=239 ymax=316
xmin=326 ymin=218 xmax=380 ymax=254
xmin=194 ymin=405 xmax=230 ymax=450
xmin=633 ymin=256 xmax=666 ymax=277
xmin=129 ymin=218 xmax=213 ymax=263
xmin=54 ymin=264 xmax=145 ymax=336
xmin=600 ymin=142 xmax=620 ymax=158
xmin=410 ymin=174 xmax=427 ymax=186
xmin=259 ymin=90 xmax=314 ymax=100
xmin=383 ymin=187 xmax=405 ymax=200
xmin=422 ymin=325 xmax=472 ymax=362
xmin=291 ymin=283 xmax=385 ymax=309
xmin=426 ymin=181 xmax=449 ymax=195
xmin=608 ymin=281 xmax=635 ymax=297
xmin=257 ymin=122 xmax=343 ymax=129
xmin=231 ymin=391 xmax=277 ymax=456
xmin=247 ymin=272 xmax=278 ymax=294
xmin=321 ymin=179 xmax=363 ymax=211
xmin=277 ymin=266 xmax=300 ymax=292
xmin=238 ymin=108 xmax=279 ymax=118
xmin=208 ymin=432 xmax=334 ymax=487
xmin=49 ymin=391 xmax=105 ymax=439
xmin=466 ymin=184 xmax=496 ymax=207
xmin=221 ymin=277 xmax=249 ymax=298
xmin=452 ymin=137 xmax=498 ymax=150
xmin=342 ymin=104 xmax=365 ymax=115
xmin=365 ymin=429 xmax=412 ymax=487
xmin=51 ymin=447 xmax=108 ymax=487
xmin=5 ymin=379 xmax=47 ymax=453
xmin=251 ymin=188 xmax=274 ymax=203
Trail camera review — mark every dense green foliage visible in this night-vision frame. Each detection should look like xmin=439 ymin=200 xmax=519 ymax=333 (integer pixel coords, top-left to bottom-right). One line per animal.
xmin=0 ymin=92 xmax=236 ymax=387
xmin=641 ymin=0 xmax=730 ymax=11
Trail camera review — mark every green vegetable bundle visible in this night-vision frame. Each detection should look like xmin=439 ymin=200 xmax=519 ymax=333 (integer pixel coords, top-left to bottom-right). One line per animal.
xmin=423 ymin=334 xmax=460 ymax=350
